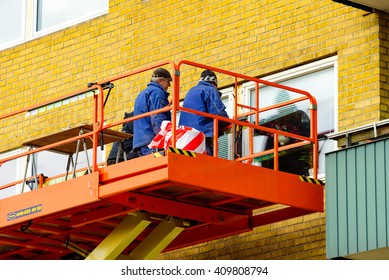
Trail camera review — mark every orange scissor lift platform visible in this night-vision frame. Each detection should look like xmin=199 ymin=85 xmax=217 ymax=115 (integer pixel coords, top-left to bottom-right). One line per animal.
xmin=0 ymin=60 xmax=324 ymax=260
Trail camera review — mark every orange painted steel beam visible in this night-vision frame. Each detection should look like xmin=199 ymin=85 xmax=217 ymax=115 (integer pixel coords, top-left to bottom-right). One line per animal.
xmin=0 ymin=248 xmax=34 ymax=259
xmin=99 ymin=154 xmax=167 ymax=184
xmin=250 ymin=207 xmax=316 ymax=228
xmin=70 ymin=203 xmax=135 ymax=228
xmin=0 ymin=199 xmax=107 ymax=235
xmin=166 ymin=152 xmax=324 ymax=212
xmin=166 ymin=224 xmax=251 ymax=252
xmin=105 ymin=192 xmax=249 ymax=229
xmin=100 ymin=169 xmax=168 ymax=198
xmin=0 ymin=226 xmax=67 ymax=249
xmin=0 ymin=236 xmax=67 ymax=254
xmin=0 ymin=173 xmax=99 ymax=228
xmin=98 ymin=153 xmax=323 ymax=214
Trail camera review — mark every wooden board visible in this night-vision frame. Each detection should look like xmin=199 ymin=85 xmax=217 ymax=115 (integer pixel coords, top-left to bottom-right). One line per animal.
xmin=22 ymin=125 xmax=132 ymax=155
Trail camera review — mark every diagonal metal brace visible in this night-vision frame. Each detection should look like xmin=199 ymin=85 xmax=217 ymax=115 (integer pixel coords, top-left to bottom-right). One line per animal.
xmin=85 ymin=212 xmax=151 ymax=260
xmin=119 ymin=216 xmax=188 ymax=260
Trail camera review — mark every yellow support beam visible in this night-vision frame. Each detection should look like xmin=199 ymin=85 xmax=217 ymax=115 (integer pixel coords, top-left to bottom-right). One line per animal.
xmin=86 ymin=212 xmax=151 ymax=260
xmin=64 ymin=240 xmax=89 ymax=258
xmin=121 ymin=216 xmax=187 ymax=260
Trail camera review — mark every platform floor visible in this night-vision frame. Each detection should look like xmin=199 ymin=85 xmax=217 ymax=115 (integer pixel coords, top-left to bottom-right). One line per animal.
xmin=0 ymin=150 xmax=323 ymax=259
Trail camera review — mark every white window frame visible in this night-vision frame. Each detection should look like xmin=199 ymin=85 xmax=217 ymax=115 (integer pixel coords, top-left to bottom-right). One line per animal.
xmin=218 ymin=87 xmax=235 ymax=159
xmin=241 ymin=56 xmax=339 ymax=179
xmin=0 ymin=0 xmax=26 ymax=51
xmin=0 ymin=146 xmax=106 ymax=198
xmin=0 ymin=0 xmax=109 ymax=51
xmin=32 ymin=0 xmax=109 ymax=39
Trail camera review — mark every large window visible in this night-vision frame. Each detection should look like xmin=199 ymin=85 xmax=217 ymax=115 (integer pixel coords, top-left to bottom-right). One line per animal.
xmin=0 ymin=0 xmax=25 ymax=49
xmin=0 ymin=0 xmax=108 ymax=51
xmin=242 ymin=56 xmax=338 ymax=178
xmin=0 ymin=147 xmax=106 ymax=199
xmin=0 ymin=149 xmax=25 ymax=199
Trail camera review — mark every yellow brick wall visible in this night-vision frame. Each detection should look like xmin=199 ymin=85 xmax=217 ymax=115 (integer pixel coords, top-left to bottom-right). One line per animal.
xmin=158 ymin=213 xmax=326 ymax=260
xmin=379 ymin=13 xmax=389 ymax=119
xmin=0 ymin=0 xmax=386 ymax=259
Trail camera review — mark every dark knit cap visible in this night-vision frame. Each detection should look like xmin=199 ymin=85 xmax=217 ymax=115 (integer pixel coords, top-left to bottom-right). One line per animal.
xmin=200 ymin=70 xmax=218 ymax=86
xmin=152 ymin=68 xmax=172 ymax=81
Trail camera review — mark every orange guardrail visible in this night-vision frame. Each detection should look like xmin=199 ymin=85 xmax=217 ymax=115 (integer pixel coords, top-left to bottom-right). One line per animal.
xmin=0 ymin=60 xmax=319 ymax=196
xmin=176 ymin=60 xmax=318 ymax=176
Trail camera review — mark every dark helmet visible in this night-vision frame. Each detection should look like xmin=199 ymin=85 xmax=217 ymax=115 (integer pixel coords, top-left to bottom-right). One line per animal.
xmin=152 ymin=68 xmax=172 ymax=81
xmin=200 ymin=70 xmax=217 ymax=86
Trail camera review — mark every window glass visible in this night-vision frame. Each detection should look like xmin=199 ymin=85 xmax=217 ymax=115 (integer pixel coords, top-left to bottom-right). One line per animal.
xmin=35 ymin=0 xmax=108 ymax=32
xmin=0 ymin=0 xmax=24 ymax=47
xmin=0 ymin=0 xmax=108 ymax=50
xmin=0 ymin=149 xmax=24 ymax=198
xmin=250 ymin=67 xmax=335 ymax=135
xmin=36 ymin=149 xmax=105 ymax=176
xmin=245 ymin=57 xmax=338 ymax=177
xmin=0 ymin=146 xmax=105 ymax=199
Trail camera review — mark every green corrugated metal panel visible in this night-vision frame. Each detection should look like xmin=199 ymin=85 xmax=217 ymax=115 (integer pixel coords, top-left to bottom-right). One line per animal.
xmin=326 ymin=138 xmax=389 ymax=259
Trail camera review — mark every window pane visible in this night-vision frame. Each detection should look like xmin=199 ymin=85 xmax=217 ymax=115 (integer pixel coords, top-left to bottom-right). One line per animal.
xmin=218 ymin=96 xmax=230 ymax=159
xmin=0 ymin=0 xmax=23 ymax=46
xmin=218 ymin=90 xmax=234 ymax=160
xmin=249 ymin=62 xmax=337 ymax=176
xmin=0 ymin=149 xmax=24 ymax=198
xmin=251 ymin=67 xmax=335 ymax=135
xmin=36 ymin=0 xmax=108 ymax=31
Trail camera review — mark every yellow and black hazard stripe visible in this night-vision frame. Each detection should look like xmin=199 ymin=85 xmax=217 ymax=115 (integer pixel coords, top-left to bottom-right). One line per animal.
xmin=299 ymin=175 xmax=324 ymax=185
xmin=153 ymin=151 xmax=165 ymax=158
xmin=168 ymin=147 xmax=196 ymax=157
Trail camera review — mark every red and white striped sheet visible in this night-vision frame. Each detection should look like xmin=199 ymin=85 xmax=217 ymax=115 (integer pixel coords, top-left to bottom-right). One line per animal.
xmin=148 ymin=121 xmax=206 ymax=154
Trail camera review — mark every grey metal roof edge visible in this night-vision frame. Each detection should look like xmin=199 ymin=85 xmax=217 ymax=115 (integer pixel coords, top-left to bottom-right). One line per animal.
xmin=327 ymin=119 xmax=389 ymax=140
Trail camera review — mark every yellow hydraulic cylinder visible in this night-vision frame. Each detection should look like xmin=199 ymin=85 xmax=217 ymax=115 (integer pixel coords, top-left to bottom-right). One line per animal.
xmin=86 ymin=212 xmax=151 ymax=260
xmin=124 ymin=216 xmax=187 ymax=260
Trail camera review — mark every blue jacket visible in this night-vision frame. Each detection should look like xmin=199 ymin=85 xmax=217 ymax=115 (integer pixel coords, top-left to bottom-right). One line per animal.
xmin=179 ymin=81 xmax=229 ymax=137
xmin=133 ymin=82 xmax=171 ymax=148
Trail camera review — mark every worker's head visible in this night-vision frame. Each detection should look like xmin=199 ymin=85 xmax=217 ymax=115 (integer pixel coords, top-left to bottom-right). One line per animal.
xmin=200 ymin=70 xmax=218 ymax=87
xmin=151 ymin=68 xmax=172 ymax=90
